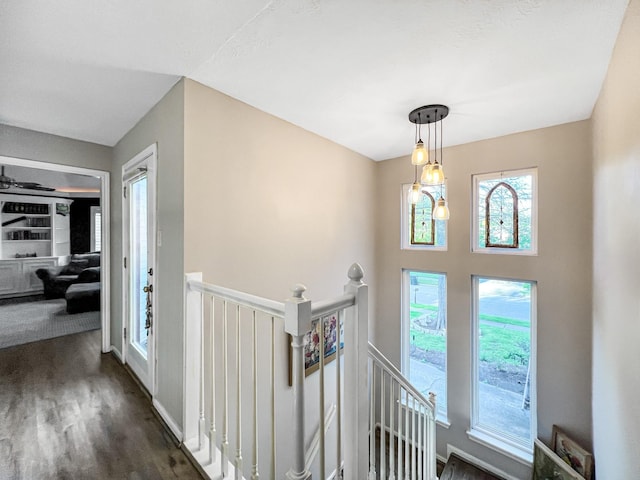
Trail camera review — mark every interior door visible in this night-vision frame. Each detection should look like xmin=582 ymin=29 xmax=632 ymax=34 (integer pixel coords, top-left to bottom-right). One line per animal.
xmin=123 ymin=145 xmax=156 ymax=393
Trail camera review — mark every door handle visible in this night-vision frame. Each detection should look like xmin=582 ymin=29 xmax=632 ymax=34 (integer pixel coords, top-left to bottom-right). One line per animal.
xmin=144 ymin=283 xmax=153 ymax=334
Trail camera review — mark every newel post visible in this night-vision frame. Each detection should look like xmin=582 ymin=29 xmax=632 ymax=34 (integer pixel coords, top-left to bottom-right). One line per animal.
xmin=284 ymin=284 xmax=313 ymax=480
xmin=343 ymin=263 xmax=369 ymax=480
xmin=183 ymin=272 xmax=203 ymax=444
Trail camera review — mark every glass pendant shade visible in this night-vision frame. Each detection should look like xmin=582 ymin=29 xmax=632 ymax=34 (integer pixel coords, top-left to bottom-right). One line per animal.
xmin=420 ymin=163 xmax=434 ymax=184
xmin=433 ymin=197 xmax=450 ymax=220
xmin=425 ymin=163 xmax=445 ymax=186
xmin=411 ymin=141 xmax=428 ymax=166
xmin=408 ymin=182 xmax=422 ymax=204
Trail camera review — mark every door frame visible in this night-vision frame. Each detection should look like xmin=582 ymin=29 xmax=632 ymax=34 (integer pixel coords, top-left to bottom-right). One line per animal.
xmin=0 ymin=154 xmax=111 ymax=352
xmin=121 ymin=144 xmax=157 ymax=395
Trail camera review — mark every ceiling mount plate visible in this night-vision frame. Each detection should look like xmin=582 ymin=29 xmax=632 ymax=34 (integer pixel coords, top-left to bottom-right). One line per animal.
xmin=409 ymin=104 xmax=449 ymax=124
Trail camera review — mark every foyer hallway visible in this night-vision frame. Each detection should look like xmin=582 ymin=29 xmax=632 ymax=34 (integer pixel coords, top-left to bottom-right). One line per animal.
xmin=0 ymin=330 xmax=202 ymax=480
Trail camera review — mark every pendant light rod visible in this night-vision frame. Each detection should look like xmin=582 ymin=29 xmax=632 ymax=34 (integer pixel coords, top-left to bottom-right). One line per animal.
xmin=440 ymin=110 xmax=444 ymax=166
xmin=433 ymin=109 xmax=438 ymax=164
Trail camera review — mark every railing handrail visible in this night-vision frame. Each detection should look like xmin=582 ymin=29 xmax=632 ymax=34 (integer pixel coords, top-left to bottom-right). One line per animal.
xmin=187 ymin=278 xmax=286 ymax=318
xmin=311 ymin=293 xmax=355 ymax=320
xmin=368 ymin=341 xmax=435 ymax=411
xmin=186 ymin=279 xmax=357 ymax=321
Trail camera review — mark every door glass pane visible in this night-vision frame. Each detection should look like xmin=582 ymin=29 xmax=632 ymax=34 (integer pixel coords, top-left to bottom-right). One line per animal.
xmin=130 ymin=176 xmax=148 ymax=356
xmin=475 ymin=278 xmax=533 ymax=447
xmin=407 ymin=271 xmax=447 ymax=417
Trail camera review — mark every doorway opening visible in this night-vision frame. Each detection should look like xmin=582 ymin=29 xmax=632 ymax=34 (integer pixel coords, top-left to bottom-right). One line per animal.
xmin=0 ymin=155 xmax=110 ymax=352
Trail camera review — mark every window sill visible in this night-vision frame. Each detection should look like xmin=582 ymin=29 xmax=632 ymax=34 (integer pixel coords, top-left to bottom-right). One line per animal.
xmin=401 ymin=245 xmax=448 ymax=252
xmin=436 ymin=415 xmax=450 ymax=429
xmin=466 ymin=428 xmax=532 ymax=466
xmin=471 ymin=247 xmax=538 ymax=256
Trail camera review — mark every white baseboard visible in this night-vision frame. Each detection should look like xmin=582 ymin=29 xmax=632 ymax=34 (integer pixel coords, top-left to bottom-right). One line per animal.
xmin=153 ymin=398 xmax=183 ymax=442
xmin=446 ymin=444 xmax=520 ymax=480
xmin=110 ymin=345 xmax=123 ymax=363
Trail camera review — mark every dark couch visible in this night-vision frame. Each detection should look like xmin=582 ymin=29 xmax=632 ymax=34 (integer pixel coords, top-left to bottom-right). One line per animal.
xmin=36 ymin=253 xmax=101 ymax=299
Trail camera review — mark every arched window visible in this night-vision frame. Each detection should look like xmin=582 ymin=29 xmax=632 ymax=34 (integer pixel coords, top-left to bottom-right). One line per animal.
xmin=411 ymin=191 xmax=436 ymax=245
xmin=485 ymin=181 xmax=519 ymax=248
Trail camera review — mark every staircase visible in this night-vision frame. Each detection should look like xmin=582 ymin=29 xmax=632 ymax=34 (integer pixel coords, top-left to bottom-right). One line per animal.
xmin=182 ymin=264 xmax=437 ymax=480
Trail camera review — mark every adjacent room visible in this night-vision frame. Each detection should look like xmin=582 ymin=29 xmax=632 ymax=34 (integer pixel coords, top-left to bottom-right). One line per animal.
xmin=0 ymin=163 xmax=103 ymax=349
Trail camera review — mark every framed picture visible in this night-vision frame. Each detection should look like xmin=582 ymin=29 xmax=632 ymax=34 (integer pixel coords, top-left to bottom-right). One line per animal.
xmin=56 ymin=203 xmax=70 ymax=216
xmin=551 ymin=425 xmax=594 ymax=480
xmin=288 ymin=314 xmax=344 ymax=385
xmin=533 ymin=439 xmax=585 ymax=480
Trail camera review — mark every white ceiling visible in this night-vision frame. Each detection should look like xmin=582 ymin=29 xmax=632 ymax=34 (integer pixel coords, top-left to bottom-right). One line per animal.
xmin=0 ymin=164 xmax=100 ymax=197
xmin=0 ymin=0 xmax=630 ymax=161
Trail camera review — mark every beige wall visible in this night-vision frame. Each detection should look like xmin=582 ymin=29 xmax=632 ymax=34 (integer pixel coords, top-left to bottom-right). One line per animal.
xmin=183 ymin=78 xmax=376 ymax=477
xmin=183 ymin=79 xmax=376 ymax=299
xmin=375 ymin=120 xmax=593 ymax=478
xmin=0 ymin=123 xmax=112 ymax=171
xmin=592 ymin=0 xmax=640 ymax=478
xmin=112 ymin=80 xmax=185 ymax=424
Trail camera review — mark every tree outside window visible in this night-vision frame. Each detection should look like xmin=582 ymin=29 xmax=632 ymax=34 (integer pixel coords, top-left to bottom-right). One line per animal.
xmin=403 ymin=270 xmax=447 ymax=418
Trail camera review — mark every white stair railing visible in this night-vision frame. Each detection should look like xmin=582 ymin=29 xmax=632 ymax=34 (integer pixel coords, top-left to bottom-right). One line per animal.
xmin=184 ymin=273 xmax=286 ymax=479
xmin=183 ymin=264 xmax=435 ymax=480
xmin=368 ymin=343 xmax=437 ymax=480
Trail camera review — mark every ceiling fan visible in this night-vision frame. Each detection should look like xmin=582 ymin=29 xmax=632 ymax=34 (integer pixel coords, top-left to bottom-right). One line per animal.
xmin=0 ymin=166 xmax=56 ymax=192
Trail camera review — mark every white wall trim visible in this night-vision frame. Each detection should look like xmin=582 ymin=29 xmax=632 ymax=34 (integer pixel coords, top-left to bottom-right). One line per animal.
xmin=121 ymin=143 xmax=158 ymax=393
xmin=110 ymin=346 xmax=124 ymax=363
xmin=466 ymin=429 xmax=533 ymax=466
xmin=0 ymin=154 xmax=111 ymax=353
xmin=153 ymin=398 xmax=183 ymax=442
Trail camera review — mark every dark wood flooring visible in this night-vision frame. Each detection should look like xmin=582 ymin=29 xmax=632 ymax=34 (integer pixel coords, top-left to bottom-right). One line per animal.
xmin=0 ymin=329 xmax=203 ymax=480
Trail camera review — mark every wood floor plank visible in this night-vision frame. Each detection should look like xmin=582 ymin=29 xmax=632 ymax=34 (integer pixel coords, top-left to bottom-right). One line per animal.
xmin=0 ymin=330 xmax=202 ymax=480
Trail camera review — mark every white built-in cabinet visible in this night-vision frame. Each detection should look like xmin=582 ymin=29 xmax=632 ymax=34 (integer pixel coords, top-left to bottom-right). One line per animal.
xmin=0 ymin=194 xmax=73 ymax=297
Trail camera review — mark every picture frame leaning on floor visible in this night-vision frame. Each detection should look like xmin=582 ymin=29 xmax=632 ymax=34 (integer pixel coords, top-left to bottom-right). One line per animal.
xmin=551 ymin=425 xmax=594 ymax=480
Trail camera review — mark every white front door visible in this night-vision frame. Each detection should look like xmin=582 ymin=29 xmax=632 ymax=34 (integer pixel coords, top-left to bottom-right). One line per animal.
xmin=122 ymin=145 xmax=157 ymax=393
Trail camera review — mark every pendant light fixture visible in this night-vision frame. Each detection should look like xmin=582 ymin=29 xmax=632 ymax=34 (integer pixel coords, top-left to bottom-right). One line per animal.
xmin=408 ymin=104 xmax=450 ymax=219
xmin=408 ymin=161 xmax=422 ymax=205
xmin=411 ymin=111 xmax=428 ymax=166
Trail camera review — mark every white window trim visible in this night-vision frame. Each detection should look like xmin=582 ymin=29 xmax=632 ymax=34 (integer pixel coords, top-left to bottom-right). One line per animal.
xmin=90 ymin=205 xmax=102 ymax=252
xmin=470 ymin=275 xmax=537 ymax=461
xmin=401 ymin=269 xmax=449 ymax=423
xmin=401 ymin=183 xmax=448 ymax=251
xmin=471 ymin=168 xmax=538 ymax=255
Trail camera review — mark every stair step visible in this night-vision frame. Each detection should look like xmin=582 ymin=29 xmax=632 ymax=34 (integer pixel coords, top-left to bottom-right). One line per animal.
xmin=440 ymin=453 xmax=506 ymax=480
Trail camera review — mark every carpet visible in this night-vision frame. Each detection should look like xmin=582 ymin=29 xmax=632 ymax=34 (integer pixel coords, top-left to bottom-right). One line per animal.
xmin=0 ymin=297 xmax=100 ymax=350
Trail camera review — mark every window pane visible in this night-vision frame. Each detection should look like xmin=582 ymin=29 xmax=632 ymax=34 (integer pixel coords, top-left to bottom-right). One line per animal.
xmin=411 ymin=192 xmax=435 ymax=245
xmin=474 ymin=170 xmax=536 ymax=254
xmin=130 ymin=177 xmax=148 ymax=356
xmin=94 ymin=211 xmax=101 ymax=252
xmin=406 ymin=271 xmax=447 ymax=417
xmin=474 ymin=277 xmax=534 ymax=448
xmin=402 ymin=184 xmax=447 ymax=249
